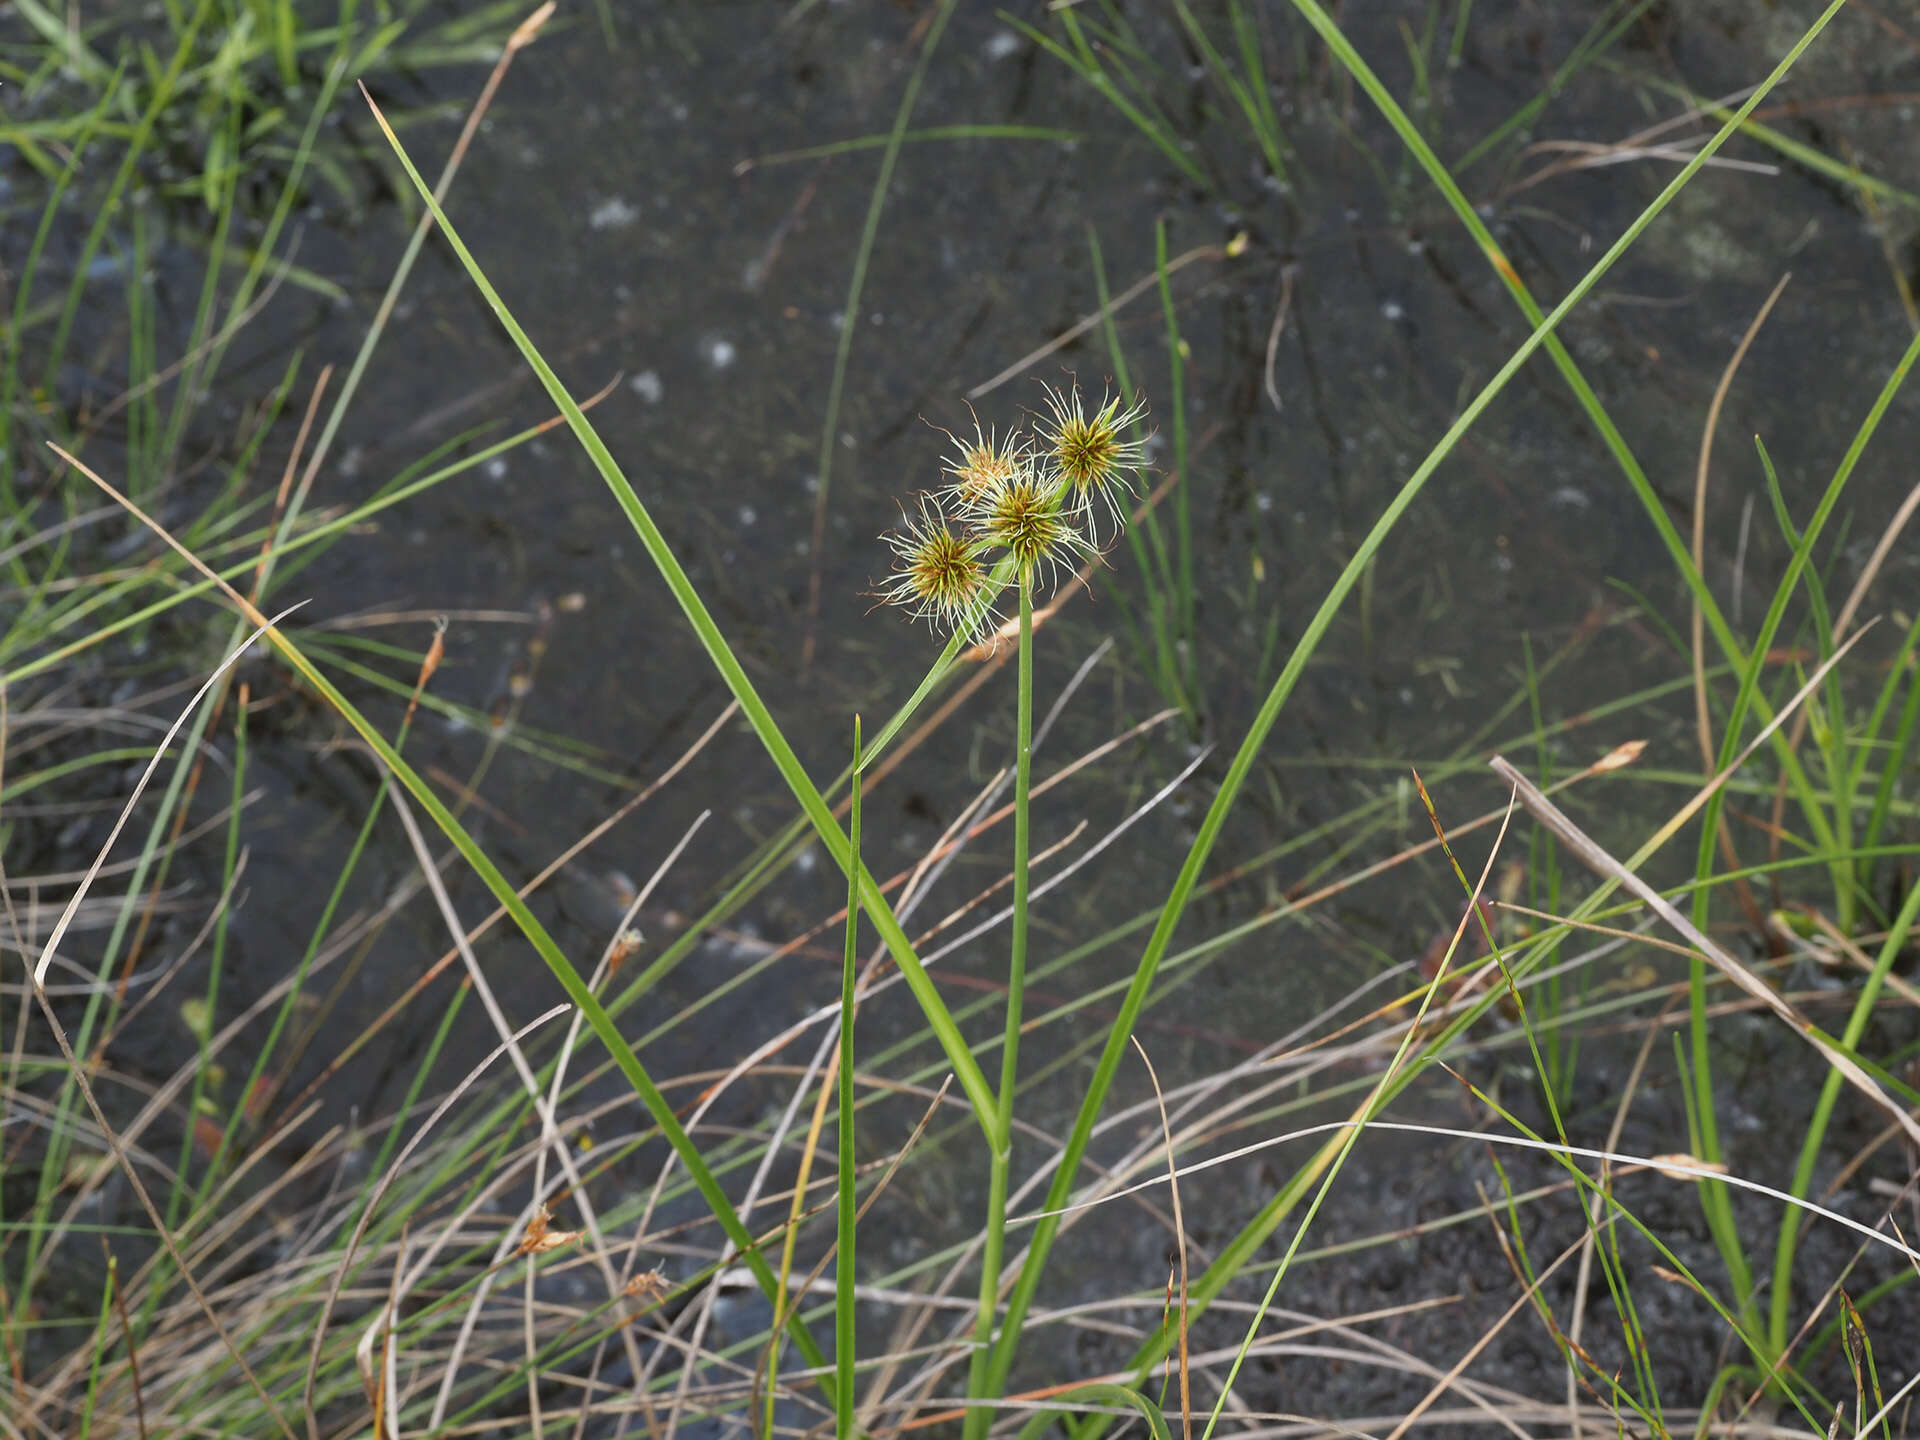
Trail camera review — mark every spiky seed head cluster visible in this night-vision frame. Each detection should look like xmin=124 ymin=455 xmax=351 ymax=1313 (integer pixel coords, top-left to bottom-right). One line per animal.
xmin=878 ymin=381 xmax=1150 ymax=646
xmin=878 ymin=494 xmax=996 ymax=642
xmin=1036 ymin=381 xmax=1149 ymax=538
xmin=967 ymin=465 xmax=1090 ymax=584
xmin=944 ymin=420 xmax=1024 ymax=503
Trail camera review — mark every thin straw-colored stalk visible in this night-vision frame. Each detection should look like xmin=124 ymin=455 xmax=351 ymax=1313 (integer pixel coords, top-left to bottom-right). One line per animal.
xmin=981 ymin=0 xmax=1849 ymax=1414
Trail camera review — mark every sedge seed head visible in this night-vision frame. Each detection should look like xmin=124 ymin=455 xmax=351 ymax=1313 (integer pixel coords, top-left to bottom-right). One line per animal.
xmin=1036 ymin=381 xmax=1149 ymax=537
xmin=963 ymin=461 xmax=1090 ymax=586
xmin=879 ymin=494 xmax=997 ymax=643
xmin=943 ymin=418 xmax=1027 ymax=506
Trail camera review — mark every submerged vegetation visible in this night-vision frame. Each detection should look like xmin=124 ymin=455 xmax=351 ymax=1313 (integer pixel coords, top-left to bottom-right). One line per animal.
xmin=7 ymin=1 xmax=1920 ymax=1438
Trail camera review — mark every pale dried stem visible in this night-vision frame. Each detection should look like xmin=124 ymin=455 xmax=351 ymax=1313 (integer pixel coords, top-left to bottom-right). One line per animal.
xmin=1690 ymin=271 xmax=1790 ymax=935
xmin=1491 ymin=647 xmax=1920 ymax=1150
xmin=305 ymin=1003 xmax=569 ymax=1438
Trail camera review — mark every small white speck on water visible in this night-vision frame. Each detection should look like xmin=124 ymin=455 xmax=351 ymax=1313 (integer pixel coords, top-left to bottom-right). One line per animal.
xmin=588 ymin=196 xmax=640 ymax=230
xmin=795 ymin=847 xmax=817 ymax=875
xmin=630 ymin=370 xmax=664 ymax=404
xmin=485 ymin=457 xmax=508 ymax=481
xmin=1550 ymin=486 xmax=1592 ymax=510
xmin=1255 ymin=492 xmax=1274 ymax=513
xmin=869 ymin=311 xmax=884 ymax=326
xmin=1381 ymin=300 xmax=1405 ymax=321
xmin=985 ymin=29 xmax=1019 ymax=59
xmin=702 ymin=336 xmax=737 ymax=370
xmin=738 ymin=505 xmax=757 ymax=526
xmin=801 ymin=474 xmax=819 ymax=494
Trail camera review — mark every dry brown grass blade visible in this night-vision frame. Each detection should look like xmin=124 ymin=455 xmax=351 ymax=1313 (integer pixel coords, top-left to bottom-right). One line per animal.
xmin=1490 ymin=743 xmax=1920 ymax=1150
xmin=28 ymin=982 xmax=298 ymax=1440
xmin=966 ymin=244 xmax=1228 ymax=400
xmin=252 ymin=365 xmax=334 ymax=598
xmin=1130 ymin=1036 xmax=1189 ymax=1440
xmin=303 ymin=1002 xmax=570 ymax=1439
xmin=29 ymin=601 xmax=298 ymax=989
xmin=1385 ymin=1227 xmax=1589 ymax=1440
xmin=1261 ymin=264 xmax=1296 ymax=414
xmin=1498 ymin=84 xmax=1768 ymax=201
xmin=278 ymin=697 xmax=739 ymax=1120
xmin=748 ymin=1076 xmax=955 ymax=1428
xmin=1690 ymin=273 xmax=1790 ymax=938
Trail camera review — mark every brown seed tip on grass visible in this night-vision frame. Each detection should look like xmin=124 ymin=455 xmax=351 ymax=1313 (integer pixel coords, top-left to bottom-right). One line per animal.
xmin=1593 ymin=739 xmax=1646 ymax=772
xmin=1648 ymin=1153 xmax=1727 ymax=1182
xmin=509 ymin=1 xmax=557 ymax=52
xmin=625 ymin=1269 xmax=670 ymax=1302
xmin=516 ymin=1205 xmax=583 ymax=1256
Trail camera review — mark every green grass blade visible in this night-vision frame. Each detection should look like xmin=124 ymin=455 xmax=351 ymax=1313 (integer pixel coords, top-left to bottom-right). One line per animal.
xmin=981 ymin=0 xmax=1851 ymax=1409
xmin=738 ymin=124 xmax=1079 ymax=172
xmin=59 ymin=449 xmax=832 ymax=1378
xmin=1018 ymin=1384 xmax=1173 ymax=1440
xmin=836 ymin=718 xmax=862 ymax=1440
xmin=359 ymin=93 xmax=1000 ymax=1142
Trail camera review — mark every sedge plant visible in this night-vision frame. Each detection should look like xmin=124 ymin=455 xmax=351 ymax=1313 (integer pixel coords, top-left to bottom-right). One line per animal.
xmin=876 ymin=383 xmax=1146 ymax=1428
xmin=341 ymin=8 xmax=1850 ymax=1423
xmin=13 ymin=3 xmax=1860 ymax=1427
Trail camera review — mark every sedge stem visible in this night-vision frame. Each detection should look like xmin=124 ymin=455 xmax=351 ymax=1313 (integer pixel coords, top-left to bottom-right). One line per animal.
xmin=964 ymin=577 xmax=1034 ymax=1438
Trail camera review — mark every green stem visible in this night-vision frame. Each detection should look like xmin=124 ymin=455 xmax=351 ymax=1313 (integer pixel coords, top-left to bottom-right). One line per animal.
xmin=966 ymin=579 xmax=1034 ymax=1437
xmin=837 ymin=719 xmax=863 ymax=1440
xmin=1769 ymin=872 xmax=1920 ymax=1354
xmin=364 ymin=96 xmax=1000 ymax=1142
